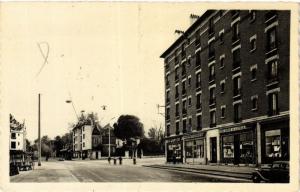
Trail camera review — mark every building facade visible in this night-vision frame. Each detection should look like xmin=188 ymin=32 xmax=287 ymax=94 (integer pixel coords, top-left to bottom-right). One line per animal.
xmin=161 ymin=10 xmax=290 ymax=165
xmin=72 ymin=123 xmax=102 ymax=159
xmin=10 ymin=114 xmax=26 ymax=152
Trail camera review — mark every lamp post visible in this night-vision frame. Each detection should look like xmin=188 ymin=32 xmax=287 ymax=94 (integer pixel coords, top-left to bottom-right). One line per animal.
xmin=66 ymin=99 xmax=81 ymax=158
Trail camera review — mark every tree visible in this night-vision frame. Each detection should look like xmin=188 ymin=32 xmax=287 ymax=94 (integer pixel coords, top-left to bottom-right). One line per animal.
xmin=148 ymin=128 xmax=157 ymax=139
xmin=113 ymin=115 xmax=144 ymax=158
xmin=113 ymin=115 xmax=144 ymax=140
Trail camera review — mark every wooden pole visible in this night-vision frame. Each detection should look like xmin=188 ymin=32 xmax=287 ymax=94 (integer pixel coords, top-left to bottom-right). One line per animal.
xmin=38 ymin=94 xmax=41 ymax=166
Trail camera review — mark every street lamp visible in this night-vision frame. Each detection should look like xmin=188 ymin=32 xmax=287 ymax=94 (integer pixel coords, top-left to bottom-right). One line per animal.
xmin=65 ymin=100 xmax=79 ymax=120
xmin=108 ymin=116 xmax=116 ymax=158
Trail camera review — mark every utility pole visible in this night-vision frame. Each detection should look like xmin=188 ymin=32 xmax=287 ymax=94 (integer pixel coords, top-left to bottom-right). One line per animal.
xmin=108 ymin=126 xmax=111 ymax=158
xmin=38 ymin=93 xmax=41 ymax=166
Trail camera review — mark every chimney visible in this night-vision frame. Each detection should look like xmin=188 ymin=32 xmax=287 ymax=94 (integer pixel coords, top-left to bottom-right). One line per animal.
xmin=190 ymin=14 xmax=200 ymax=25
xmin=174 ymin=29 xmax=185 ymax=40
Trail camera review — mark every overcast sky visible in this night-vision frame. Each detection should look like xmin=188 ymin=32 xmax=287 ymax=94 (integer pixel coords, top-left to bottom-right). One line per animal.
xmin=2 ymin=2 xmax=206 ymax=141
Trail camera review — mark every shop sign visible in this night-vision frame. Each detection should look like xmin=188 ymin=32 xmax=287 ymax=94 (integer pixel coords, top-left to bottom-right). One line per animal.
xmin=166 ymin=137 xmax=182 ymax=144
xmin=220 ymin=125 xmax=249 ymax=134
xmin=184 ymin=132 xmax=206 ymax=140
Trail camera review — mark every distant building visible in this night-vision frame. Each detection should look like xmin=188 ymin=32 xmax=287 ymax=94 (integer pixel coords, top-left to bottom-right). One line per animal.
xmin=160 ymin=10 xmax=290 ymax=165
xmin=10 ymin=114 xmax=26 ymax=152
xmin=101 ymin=124 xmax=117 ymax=156
xmin=72 ymin=120 xmax=102 ymax=159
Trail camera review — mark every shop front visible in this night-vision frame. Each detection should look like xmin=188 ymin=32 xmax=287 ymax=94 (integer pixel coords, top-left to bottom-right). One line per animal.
xmin=184 ymin=131 xmax=206 ymax=164
xmin=165 ymin=135 xmax=183 ymax=163
xmin=260 ymin=118 xmax=289 ymax=164
xmin=220 ymin=124 xmax=256 ymax=165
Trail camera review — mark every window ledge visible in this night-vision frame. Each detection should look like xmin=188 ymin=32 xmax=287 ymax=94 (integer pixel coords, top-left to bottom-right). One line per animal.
xmin=251 ymin=108 xmax=258 ymax=111
xmin=250 ymin=48 xmax=256 ymax=53
xmin=220 ymin=66 xmax=225 ymax=70
xmin=265 ymin=48 xmax=278 ymax=55
xmin=251 ymin=78 xmax=257 ymax=82
xmin=249 ymin=18 xmax=256 ymax=23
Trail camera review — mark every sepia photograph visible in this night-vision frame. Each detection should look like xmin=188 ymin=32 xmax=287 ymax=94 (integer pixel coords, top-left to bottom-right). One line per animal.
xmin=0 ymin=2 xmax=299 ymax=192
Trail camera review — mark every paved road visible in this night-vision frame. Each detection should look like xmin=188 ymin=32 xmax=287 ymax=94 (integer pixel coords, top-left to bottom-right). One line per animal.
xmin=10 ymin=158 xmax=240 ymax=182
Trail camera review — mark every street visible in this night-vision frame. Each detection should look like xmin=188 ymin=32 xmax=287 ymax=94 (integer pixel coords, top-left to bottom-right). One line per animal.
xmin=10 ymin=158 xmax=245 ymax=182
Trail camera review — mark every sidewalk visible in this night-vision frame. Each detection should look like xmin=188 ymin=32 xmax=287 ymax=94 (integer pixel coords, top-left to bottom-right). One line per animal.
xmin=143 ymin=163 xmax=255 ymax=181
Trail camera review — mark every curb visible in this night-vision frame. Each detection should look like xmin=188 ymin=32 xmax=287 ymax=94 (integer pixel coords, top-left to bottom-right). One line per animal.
xmin=143 ymin=165 xmax=253 ymax=180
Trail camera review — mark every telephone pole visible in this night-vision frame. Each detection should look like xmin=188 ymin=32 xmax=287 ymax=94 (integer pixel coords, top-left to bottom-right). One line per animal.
xmin=38 ymin=93 xmax=41 ymax=166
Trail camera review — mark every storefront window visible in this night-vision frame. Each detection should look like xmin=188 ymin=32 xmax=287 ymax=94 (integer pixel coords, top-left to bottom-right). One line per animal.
xmin=265 ymin=129 xmax=281 ymax=158
xmin=185 ymin=139 xmax=204 ymax=159
xmin=223 ymin=136 xmax=234 ymax=158
xmin=185 ymin=141 xmax=193 ymax=158
xmin=240 ymin=133 xmax=254 ymax=163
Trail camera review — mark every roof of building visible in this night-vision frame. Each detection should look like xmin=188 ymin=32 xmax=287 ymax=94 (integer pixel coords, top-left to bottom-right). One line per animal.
xmin=160 ymin=10 xmax=215 ymax=58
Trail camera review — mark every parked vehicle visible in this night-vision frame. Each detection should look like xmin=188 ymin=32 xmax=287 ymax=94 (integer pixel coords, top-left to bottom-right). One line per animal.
xmin=252 ymin=161 xmax=289 ymax=183
xmin=10 ymin=151 xmax=34 ymax=176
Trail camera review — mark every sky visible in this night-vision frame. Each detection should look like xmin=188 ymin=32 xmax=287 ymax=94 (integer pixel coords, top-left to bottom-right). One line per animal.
xmin=2 ymin=2 xmax=206 ymax=141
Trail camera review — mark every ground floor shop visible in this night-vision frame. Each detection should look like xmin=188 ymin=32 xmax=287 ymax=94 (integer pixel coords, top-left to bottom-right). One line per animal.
xmin=165 ymin=135 xmax=183 ymax=163
xmin=164 ymin=115 xmax=290 ymax=166
xmin=184 ymin=132 xmax=207 ymax=164
xmin=220 ymin=124 xmax=256 ymax=165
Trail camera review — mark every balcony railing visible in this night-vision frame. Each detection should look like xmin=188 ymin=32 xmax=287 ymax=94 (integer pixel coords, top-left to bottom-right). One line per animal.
xmin=182 ymin=89 xmax=186 ymax=95
xmin=176 ymin=112 xmax=180 ymax=117
xmin=182 ymin=109 xmax=187 ymax=114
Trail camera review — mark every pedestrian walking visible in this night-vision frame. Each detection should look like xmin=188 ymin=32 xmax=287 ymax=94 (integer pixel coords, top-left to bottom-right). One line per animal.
xmin=113 ymin=157 xmax=117 ymax=165
xmin=108 ymin=156 xmax=111 ymax=164
xmin=119 ymin=156 xmax=122 ymax=165
xmin=133 ymin=157 xmax=136 ymax=165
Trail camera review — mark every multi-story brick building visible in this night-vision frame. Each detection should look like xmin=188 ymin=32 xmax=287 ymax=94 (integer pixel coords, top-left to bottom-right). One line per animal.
xmin=160 ymin=10 xmax=290 ymax=166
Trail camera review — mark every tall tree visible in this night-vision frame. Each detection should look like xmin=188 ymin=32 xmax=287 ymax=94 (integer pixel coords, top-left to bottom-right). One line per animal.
xmin=113 ymin=115 xmax=144 ymax=158
xmin=113 ymin=115 xmax=144 ymax=140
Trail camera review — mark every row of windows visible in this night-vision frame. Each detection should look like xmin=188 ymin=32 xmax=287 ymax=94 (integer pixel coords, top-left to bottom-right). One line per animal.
xmin=167 ymin=58 xmax=278 ymax=101
xmin=166 ymin=92 xmax=279 ymax=136
xmin=165 ymin=13 xmax=278 ymax=84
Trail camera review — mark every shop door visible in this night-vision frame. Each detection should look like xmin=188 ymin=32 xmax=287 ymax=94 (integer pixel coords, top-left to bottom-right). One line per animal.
xmin=234 ymin=135 xmax=240 ymax=165
xmin=210 ymin=137 xmax=217 ymax=163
